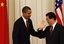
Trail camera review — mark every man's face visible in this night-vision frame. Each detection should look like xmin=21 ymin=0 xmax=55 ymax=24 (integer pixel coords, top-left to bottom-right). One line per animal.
xmin=46 ymin=16 xmax=54 ymax=26
xmin=23 ymin=10 xmax=32 ymax=19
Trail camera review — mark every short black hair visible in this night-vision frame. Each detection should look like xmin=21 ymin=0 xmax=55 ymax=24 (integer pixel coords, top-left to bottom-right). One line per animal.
xmin=46 ymin=12 xmax=56 ymax=20
xmin=22 ymin=6 xmax=31 ymax=13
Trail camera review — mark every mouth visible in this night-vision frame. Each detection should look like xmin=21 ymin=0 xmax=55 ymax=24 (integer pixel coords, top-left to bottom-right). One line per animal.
xmin=28 ymin=16 xmax=30 ymax=17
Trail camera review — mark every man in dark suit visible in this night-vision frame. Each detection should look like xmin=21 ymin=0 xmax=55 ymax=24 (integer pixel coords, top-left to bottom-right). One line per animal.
xmin=12 ymin=6 xmax=41 ymax=44
xmin=38 ymin=12 xmax=64 ymax=44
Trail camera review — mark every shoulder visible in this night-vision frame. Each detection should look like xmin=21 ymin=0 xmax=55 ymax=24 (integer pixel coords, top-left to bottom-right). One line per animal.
xmin=56 ymin=23 xmax=64 ymax=28
xmin=56 ymin=23 xmax=64 ymax=31
xmin=14 ymin=17 xmax=23 ymax=25
xmin=45 ymin=26 xmax=50 ymax=31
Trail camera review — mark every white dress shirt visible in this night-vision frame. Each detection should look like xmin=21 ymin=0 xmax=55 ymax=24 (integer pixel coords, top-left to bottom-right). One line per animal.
xmin=52 ymin=21 xmax=57 ymax=31
xmin=22 ymin=16 xmax=28 ymax=27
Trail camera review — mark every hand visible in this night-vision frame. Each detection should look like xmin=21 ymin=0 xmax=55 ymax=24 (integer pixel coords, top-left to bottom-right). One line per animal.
xmin=39 ymin=20 xmax=46 ymax=29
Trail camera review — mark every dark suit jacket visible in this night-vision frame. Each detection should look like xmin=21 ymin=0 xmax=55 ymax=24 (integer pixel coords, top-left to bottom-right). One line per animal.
xmin=12 ymin=17 xmax=40 ymax=44
xmin=38 ymin=23 xmax=64 ymax=44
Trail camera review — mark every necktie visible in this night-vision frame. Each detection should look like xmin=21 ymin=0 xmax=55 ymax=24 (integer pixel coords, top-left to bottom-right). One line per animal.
xmin=50 ymin=26 xmax=53 ymax=37
xmin=26 ymin=20 xmax=28 ymax=30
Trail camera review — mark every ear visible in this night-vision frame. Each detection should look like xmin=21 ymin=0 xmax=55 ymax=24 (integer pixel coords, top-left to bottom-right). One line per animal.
xmin=23 ymin=12 xmax=25 ymax=15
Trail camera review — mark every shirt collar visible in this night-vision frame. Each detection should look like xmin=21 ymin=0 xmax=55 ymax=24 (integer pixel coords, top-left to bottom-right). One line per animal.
xmin=52 ymin=21 xmax=57 ymax=29
xmin=22 ymin=16 xmax=26 ymax=22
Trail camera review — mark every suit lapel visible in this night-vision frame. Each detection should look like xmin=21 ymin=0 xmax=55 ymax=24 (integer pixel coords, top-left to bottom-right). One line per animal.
xmin=51 ymin=23 xmax=58 ymax=38
xmin=21 ymin=17 xmax=27 ymax=31
xmin=21 ymin=17 xmax=31 ymax=32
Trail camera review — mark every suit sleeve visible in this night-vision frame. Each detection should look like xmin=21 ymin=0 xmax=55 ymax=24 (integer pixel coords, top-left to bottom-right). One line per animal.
xmin=60 ymin=27 xmax=64 ymax=44
xmin=37 ymin=30 xmax=45 ymax=38
xmin=30 ymin=19 xmax=45 ymax=38
xmin=12 ymin=22 xmax=20 ymax=44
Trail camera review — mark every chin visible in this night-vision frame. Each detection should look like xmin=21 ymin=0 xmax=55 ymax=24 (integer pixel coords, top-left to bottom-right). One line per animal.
xmin=27 ymin=18 xmax=30 ymax=19
xmin=48 ymin=24 xmax=51 ymax=26
xmin=28 ymin=17 xmax=30 ymax=19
